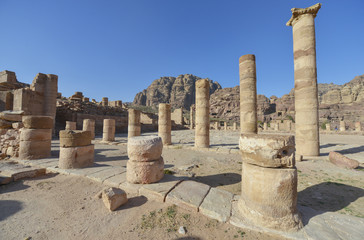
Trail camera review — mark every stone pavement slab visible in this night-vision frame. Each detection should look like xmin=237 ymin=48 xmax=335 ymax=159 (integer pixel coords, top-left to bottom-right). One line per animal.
xmin=86 ymin=167 xmax=126 ymax=183
xmin=199 ymin=187 xmax=234 ymax=223
xmin=120 ymin=181 xmax=143 ymax=197
xmin=139 ymin=174 xmax=185 ymax=202
xmin=165 ymin=180 xmax=211 ymax=212
xmin=67 ymin=164 xmax=112 ymax=177
xmin=103 ymin=172 xmax=127 ymax=188
xmin=1 ymin=165 xmax=46 ymax=182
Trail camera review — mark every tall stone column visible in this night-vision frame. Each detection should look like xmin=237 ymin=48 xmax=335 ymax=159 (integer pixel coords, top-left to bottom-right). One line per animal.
xmin=326 ymin=123 xmax=331 ymax=132
xmin=233 ymin=122 xmax=237 ymax=131
xmin=158 ymin=103 xmax=172 ymax=145
xmin=355 ymin=122 xmax=361 ymax=132
xmin=287 ymin=3 xmax=321 ymax=159
xmin=263 ymin=122 xmax=268 ymax=131
xmin=239 ymin=54 xmax=257 ymax=134
xmin=195 ymin=79 xmax=210 ymax=148
xmin=103 ymin=119 xmax=115 ymax=142
xmin=128 ymin=109 xmax=141 ymax=138
xmin=82 ymin=119 xmax=95 ymax=139
xmin=190 ymin=105 xmax=195 ymax=130
xmin=214 ymin=121 xmax=219 ymax=130
xmin=340 ymin=121 xmax=345 ymax=132
xmin=224 ymin=122 xmax=227 ymax=130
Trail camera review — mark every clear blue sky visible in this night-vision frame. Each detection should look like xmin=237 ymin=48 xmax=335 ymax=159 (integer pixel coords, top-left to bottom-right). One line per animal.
xmin=1 ymin=0 xmax=363 ymax=102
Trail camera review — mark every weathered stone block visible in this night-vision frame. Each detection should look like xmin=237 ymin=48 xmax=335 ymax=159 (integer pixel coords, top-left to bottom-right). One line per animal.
xmin=329 ymin=151 xmax=359 ymax=169
xmin=59 ymin=130 xmax=92 ymax=147
xmin=65 ymin=121 xmax=76 ymax=130
xmin=19 ymin=140 xmax=51 ymax=159
xmin=126 ymin=157 xmax=164 ymax=184
xmin=0 ymin=111 xmax=24 ymax=122
xmin=239 ymin=133 xmax=295 ymax=168
xmin=22 ymin=116 xmax=53 ymax=129
xmin=59 ymin=144 xmax=94 ymax=169
xmin=127 ymin=136 xmax=163 ymax=161
xmin=0 ymin=119 xmax=12 ymax=129
xmin=102 ymin=187 xmax=128 ymax=211
xmin=20 ymin=128 xmax=52 ymax=141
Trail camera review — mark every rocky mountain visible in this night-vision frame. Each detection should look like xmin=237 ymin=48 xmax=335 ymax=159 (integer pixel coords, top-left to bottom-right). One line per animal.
xmin=133 ymin=74 xmax=222 ymax=109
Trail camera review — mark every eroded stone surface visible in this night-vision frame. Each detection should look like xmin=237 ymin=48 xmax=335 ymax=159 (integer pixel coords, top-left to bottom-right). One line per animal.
xmin=102 ymin=187 xmax=128 ymax=211
xmin=126 ymin=157 xmax=164 ymax=184
xmin=59 ymin=145 xmax=94 ymax=169
xmin=22 ymin=116 xmax=53 ymax=129
xmin=127 ymin=136 xmax=162 ymax=161
xmin=59 ymin=130 xmax=92 ymax=147
xmin=329 ymin=151 xmax=359 ymax=169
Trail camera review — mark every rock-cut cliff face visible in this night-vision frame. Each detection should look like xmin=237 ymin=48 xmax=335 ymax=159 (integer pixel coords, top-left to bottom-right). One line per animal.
xmin=133 ymin=74 xmax=221 ymax=109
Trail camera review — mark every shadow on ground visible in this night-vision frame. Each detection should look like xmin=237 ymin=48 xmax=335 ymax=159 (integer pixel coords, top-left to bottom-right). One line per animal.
xmin=194 ymin=173 xmax=241 ymax=188
xmin=298 ymin=181 xmax=364 ymax=225
xmin=117 ymin=196 xmax=148 ymax=211
xmin=0 ymin=200 xmax=23 ymax=221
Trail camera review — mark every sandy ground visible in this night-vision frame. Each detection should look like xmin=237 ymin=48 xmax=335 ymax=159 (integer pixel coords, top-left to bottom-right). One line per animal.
xmin=1 ymin=129 xmax=363 ymax=239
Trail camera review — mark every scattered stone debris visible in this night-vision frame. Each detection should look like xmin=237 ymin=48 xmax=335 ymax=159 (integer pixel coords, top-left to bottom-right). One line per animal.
xmin=178 ymin=226 xmax=186 ymax=235
xmin=102 ymin=187 xmax=128 ymax=211
xmin=329 ymin=151 xmax=359 ymax=169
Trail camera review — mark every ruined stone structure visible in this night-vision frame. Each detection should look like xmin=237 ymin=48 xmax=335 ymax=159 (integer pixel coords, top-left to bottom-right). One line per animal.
xmin=171 ymin=108 xmax=184 ymax=125
xmin=355 ymin=122 xmax=361 ymax=132
xmin=19 ymin=116 xmax=53 ymax=160
xmin=65 ymin=121 xmax=76 ymax=130
xmin=340 ymin=120 xmax=346 ymax=132
xmin=102 ymin=119 xmax=115 ymax=142
xmin=83 ymin=119 xmax=95 ymax=139
xmin=190 ymin=105 xmax=195 ymax=129
xmin=239 ymin=134 xmax=302 ymax=231
xmin=224 ymin=122 xmax=227 ymax=130
xmin=128 ymin=109 xmax=141 ymax=138
xmin=287 ymin=3 xmax=321 ymax=159
xmin=102 ymin=97 xmax=108 ymax=106
xmin=127 ymin=136 xmax=164 ymax=184
xmin=233 ymin=122 xmax=237 ymax=131
xmin=59 ymin=130 xmax=94 ymax=169
xmin=239 ymin=54 xmax=257 ymax=134
xmin=326 ymin=123 xmax=331 ymax=132
xmin=214 ymin=121 xmax=219 ymax=130
xmin=158 ymin=103 xmax=171 ymax=145
xmin=195 ymin=79 xmax=210 ymax=148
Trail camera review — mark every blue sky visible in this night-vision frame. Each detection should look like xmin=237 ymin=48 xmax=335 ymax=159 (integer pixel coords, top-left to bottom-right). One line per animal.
xmin=1 ymin=0 xmax=363 ymax=102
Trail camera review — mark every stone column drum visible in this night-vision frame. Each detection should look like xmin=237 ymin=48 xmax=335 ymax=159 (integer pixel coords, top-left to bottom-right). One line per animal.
xmin=158 ymin=103 xmax=172 ymax=145
xmin=233 ymin=122 xmax=237 ymax=131
xmin=128 ymin=109 xmax=141 ymax=138
xmin=83 ymin=119 xmax=95 ymax=139
xmin=340 ymin=121 xmax=346 ymax=132
xmin=263 ymin=122 xmax=268 ymax=131
xmin=127 ymin=136 xmax=164 ymax=184
xmin=102 ymin=97 xmax=108 ymax=106
xmin=59 ymin=130 xmax=94 ymax=169
xmin=19 ymin=116 xmax=53 ymax=160
xmin=287 ymin=3 xmax=321 ymax=159
xmin=238 ymin=134 xmax=302 ymax=231
xmin=65 ymin=121 xmax=76 ymax=131
xmin=275 ymin=122 xmax=280 ymax=131
xmin=195 ymin=79 xmax=210 ymax=148
xmin=103 ymin=119 xmax=115 ymax=142
xmin=214 ymin=121 xmax=219 ymax=130
xmin=239 ymin=54 xmax=257 ymax=134
xmin=355 ymin=122 xmax=361 ymax=132
xmin=326 ymin=123 xmax=331 ymax=132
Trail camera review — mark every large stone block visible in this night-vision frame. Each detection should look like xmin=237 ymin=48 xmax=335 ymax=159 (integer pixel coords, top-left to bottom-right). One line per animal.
xmin=22 ymin=116 xmax=53 ymax=129
xmin=65 ymin=121 xmax=76 ymax=130
xmin=126 ymin=157 xmax=164 ymax=184
xmin=329 ymin=151 xmax=359 ymax=169
xmin=127 ymin=136 xmax=163 ymax=161
xmin=239 ymin=133 xmax=295 ymax=168
xmin=19 ymin=140 xmax=51 ymax=160
xmin=59 ymin=144 xmax=94 ymax=169
xmin=20 ymin=128 xmax=52 ymax=141
xmin=59 ymin=130 xmax=92 ymax=147
xmin=102 ymin=187 xmax=128 ymax=211
xmin=238 ymin=162 xmax=302 ymax=231
xmin=0 ymin=110 xmax=24 ymax=122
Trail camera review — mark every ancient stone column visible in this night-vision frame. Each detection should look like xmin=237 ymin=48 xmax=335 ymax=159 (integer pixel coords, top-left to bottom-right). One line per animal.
xmin=274 ymin=122 xmax=280 ymax=131
xmin=19 ymin=116 xmax=53 ymax=160
xmin=340 ymin=121 xmax=346 ymax=132
xmin=190 ymin=105 xmax=195 ymax=130
xmin=59 ymin=130 xmax=94 ymax=169
xmin=326 ymin=123 xmax=331 ymax=132
xmin=355 ymin=122 xmax=361 ymax=132
xmin=158 ymin=103 xmax=172 ymax=145
xmin=239 ymin=54 xmax=257 ymax=134
xmin=103 ymin=119 xmax=115 ymax=142
xmin=233 ymin=122 xmax=237 ymax=131
xmin=238 ymin=134 xmax=302 ymax=231
xmin=214 ymin=121 xmax=219 ymax=130
xmin=82 ymin=119 xmax=95 ymax=139
xmin=224 ymin=122 xmax=227 ymax=130
xmin=287 ymin=3 xmax=321 ymax=159
xmin=128 ymin=109 xmax=141 ymax=138
xmin=127 ymin=136 xmax=164 ymax=184
xmin=286 ymin=121 xmax=292 ymax=131
xmin=65 ymin=121 xmax=76 ymax=131
xmin=263 ymin=122 xmax=268 ymax=131
xmin=102 ymin=97 xmax=108 ymax=106
xmin=195 ymin=79 xmax=210 ymax=148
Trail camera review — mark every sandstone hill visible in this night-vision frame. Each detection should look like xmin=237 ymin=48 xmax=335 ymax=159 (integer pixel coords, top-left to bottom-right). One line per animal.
xmin=133 ymin=74 xmax=222 ymax=109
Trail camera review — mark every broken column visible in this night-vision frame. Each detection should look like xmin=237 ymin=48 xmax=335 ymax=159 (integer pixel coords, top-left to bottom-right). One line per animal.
xmin=65 ymin=121 xmax=76 ymax=131
xmin=287 ymin=3 xmax=321 ymax=159
xmin=190 ymin=105 xmax=195 ymax=130
xmin=238 ymin=134 xmax=302 ymax=231
xmin=128 ymin=109 xmax=141 ymax=138
xmin=355 ymin=122 xmax=361 ymax=132
xmin=102 ymin=97 xmax=108 ymax=106
xmin=195 ymin=79 xmax=210 ymax=148
xmin=340 ymin=120 xmax=346 ymax=132
xmin=158 ymin=103 xmax=172 ymax=145
xmin=19 ymin=116 xmax=53 ymax=160
xmin=59 ymin=130 xmax=94 ymax=169
xmin=82 ymin=119 xmax=95 ymax=139
xmin=326 ymin=123 xmax=331 ymax=132
xmin=214 ymin=121 xmax=219 ymax=130
xmin=239 ymin=54 xmax=257 ymax=134
xmin=274 ymin=122 xmax=280 ymax=131
xmin=102 ymin=119 xmax=115 ymax=142
xmin=233 ymin=122 xmax=237 ymax=131
xmin=127 ymin=136 xmax=164 ymax=184
xmin=263 ymin=122 xmax=268 ymax=131
xmin=224 ymin=122 xmax=227 ymax=130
